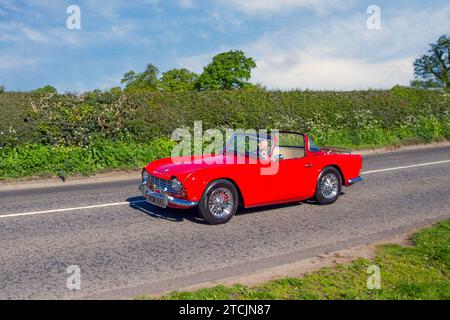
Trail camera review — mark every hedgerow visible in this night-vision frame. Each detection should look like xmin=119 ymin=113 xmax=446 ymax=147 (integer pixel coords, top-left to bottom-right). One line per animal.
xmin=0 ymin=138 xmax=174 ymax=179
xmin=1 ymin=87 xmax=449 ymax=148
xmin=0 ymin=87 xmax=449 ymax=179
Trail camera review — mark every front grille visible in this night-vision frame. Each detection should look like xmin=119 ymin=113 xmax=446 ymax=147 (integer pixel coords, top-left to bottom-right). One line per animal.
xmin=147 ymin=175 xmax=184 ymax=197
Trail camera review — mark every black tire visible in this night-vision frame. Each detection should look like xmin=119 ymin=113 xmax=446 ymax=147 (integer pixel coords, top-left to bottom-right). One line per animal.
xmin=197 ymin=179 xmax=239 ymax=225
xmin=315 ymin=166 xmax=342 ymax=205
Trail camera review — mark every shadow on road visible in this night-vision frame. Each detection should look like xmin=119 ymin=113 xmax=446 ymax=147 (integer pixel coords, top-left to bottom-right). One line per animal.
xmin=127 ymin=191 xmax=347 ymax=223
xmin=126 ymin=196 xmax=205 ymax=224
xmin=237 ymin=201 xmax=303 ymax=216
xmin=237 ymin=191 xmax=347 ymax=214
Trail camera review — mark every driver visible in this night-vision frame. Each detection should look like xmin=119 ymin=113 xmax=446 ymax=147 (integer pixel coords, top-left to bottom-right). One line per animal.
xmin=258 ymin=139 xmax=269 ymax=160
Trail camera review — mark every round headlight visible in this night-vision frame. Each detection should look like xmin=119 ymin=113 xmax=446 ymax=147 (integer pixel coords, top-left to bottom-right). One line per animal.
xmin=142 ymin=169 xmax=150 ymax=182
xmin=171 ymin=177 xmax=182 ymax=192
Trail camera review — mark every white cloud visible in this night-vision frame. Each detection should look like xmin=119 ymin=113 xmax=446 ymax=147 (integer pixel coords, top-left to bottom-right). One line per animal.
xmin=175 ymin=53 xmax=212 ymax=73
xmin=0 ymin=55 xmax=38 ymax=70
xmin=244 ymin=6 xmax=450 ymax=90
xmin=21 ymin=26 xmax=49 ymax=43
xmin=179 ymin=0 xmax=195 ymax=9
xmin=176 ymin=5 xmax=450 ymax=90
xmin=253 ymin=53 xmax=413 ymax=90
xmin=0 ymin=0 xmax=20 ymax=13
xmin=222 ymin=0 xmax=354 ymax=14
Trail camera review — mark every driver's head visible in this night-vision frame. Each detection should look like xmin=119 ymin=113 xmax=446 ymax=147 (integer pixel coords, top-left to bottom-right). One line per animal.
xmin=258 ymin=139 xmax=269 ymax=160
xmin=259 ymin=139 xmax=268 ymax=150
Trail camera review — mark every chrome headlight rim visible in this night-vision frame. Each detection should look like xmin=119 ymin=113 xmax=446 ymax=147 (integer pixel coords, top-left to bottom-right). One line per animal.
xmin=171 ymin=177 xmax=183 ymax=192
xmin=142 ymin=169 xmax=150 ymax=183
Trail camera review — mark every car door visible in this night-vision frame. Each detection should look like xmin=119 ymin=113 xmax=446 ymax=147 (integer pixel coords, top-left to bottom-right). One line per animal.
xmin=269 ymin=133 xmax=317 ymax=201
xmin=223 ymin=132 xmax=274 ymax=207
xmin=270 ymin=156 xmax=316 ymax=201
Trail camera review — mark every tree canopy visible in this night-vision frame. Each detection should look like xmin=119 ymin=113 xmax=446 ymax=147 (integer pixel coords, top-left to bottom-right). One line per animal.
xmin=412 ymin=34 xmax=450 ymax=89
xmin=119 ymin=51 xmax=257 ymax=92
xmin=121 ymin=63 xmax=160 ymax=91
xmin=32 ymin=85 xmax=57 ymax=94
xmin=195 ymin=50 xmax=257 ymax=90
xmin=160 ymin=68 xmax=198 ymax=91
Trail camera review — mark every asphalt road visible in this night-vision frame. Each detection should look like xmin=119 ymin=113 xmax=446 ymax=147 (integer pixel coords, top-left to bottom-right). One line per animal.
xmin=1 ymin=145 xmax=450 ymax=299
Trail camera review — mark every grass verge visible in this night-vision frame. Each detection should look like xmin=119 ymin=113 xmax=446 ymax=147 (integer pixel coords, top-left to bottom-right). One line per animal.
xmin=139 ymin=219 xmax=450 ymax=300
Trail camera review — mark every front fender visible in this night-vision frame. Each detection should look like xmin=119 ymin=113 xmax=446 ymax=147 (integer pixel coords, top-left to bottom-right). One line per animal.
xmin=180 ymin=173 xmax=211 ymax=203
xmin=180 ymin=170 xmax=245 ymax=204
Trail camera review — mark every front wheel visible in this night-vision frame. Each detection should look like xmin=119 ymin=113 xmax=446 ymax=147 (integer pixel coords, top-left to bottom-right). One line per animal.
xmin=315 ymin=167 xmax=342 ymax=205
xmin=197 ymin=179 xmax=239 ymax=225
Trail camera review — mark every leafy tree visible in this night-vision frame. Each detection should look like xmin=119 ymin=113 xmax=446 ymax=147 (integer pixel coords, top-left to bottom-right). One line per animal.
xmin=109 ymin=87 xmax=122 ymax=95
xmin=412 ymin=34 xmax=450 ymax=89
xmin=121 ymin=63 xmax=160 ymax=91
xmin=410 ymin=79 xmax=443 ymax=89
xmin=160 ymin=68 xmax=198 ymax=91
xmin=195 ymin=50 xmax=257 ymax=90
xmin=121 ymin=70 xmax=137 ymax=86
xmin=32 ymin=85 xmax=57 ymax=94
xmin=0 ymin=85 xmax=5 ymax=93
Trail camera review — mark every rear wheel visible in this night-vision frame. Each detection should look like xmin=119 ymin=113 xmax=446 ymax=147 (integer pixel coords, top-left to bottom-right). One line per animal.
xmin=315 ymin=167 xmax=342 ymax=205
xmin=197 ymin=179 xmax=239 ymax=225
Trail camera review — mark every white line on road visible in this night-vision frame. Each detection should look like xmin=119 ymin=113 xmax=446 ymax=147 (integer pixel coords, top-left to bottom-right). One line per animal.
xmin=1 ymin=159 xmax=449 ymax=219
xmin=361 ymin=159 xmax=450 ymax=175
xmin=0 ymin=200 xmax=146 ymax=219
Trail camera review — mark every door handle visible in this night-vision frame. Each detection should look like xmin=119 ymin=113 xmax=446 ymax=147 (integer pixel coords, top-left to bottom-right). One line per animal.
xmin=304 ymin=164 xmax=313 ymax=168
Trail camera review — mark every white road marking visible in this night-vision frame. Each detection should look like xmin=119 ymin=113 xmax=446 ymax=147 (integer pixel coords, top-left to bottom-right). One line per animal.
xmin=1 ymin=159 xmax=449 ymax=219
xmin=361 ymin=159 xmax=450 ymax=175
xmin=0 ymin=200 xmax=146 ymax=219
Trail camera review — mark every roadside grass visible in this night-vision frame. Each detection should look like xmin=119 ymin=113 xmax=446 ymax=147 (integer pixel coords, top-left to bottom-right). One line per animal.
xmin=139 ymin=219 xmax=450 ymax=300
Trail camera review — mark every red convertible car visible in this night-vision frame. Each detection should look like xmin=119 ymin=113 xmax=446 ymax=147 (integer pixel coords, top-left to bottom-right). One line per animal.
xmin=139 ymin=131 xmax=363 ymax=224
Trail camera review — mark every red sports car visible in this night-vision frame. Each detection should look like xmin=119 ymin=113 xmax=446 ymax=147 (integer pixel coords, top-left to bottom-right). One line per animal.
xmin=139 ymin=131 xmax=363 ymax=224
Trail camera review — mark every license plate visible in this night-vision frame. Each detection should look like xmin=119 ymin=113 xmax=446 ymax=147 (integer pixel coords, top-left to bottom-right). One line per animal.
xmin=145 ymin=194 xmax=167 ymax=208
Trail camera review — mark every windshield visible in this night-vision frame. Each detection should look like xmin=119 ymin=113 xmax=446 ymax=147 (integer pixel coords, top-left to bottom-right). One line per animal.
xmin=224 ymin=133 xmax=273 ymax=159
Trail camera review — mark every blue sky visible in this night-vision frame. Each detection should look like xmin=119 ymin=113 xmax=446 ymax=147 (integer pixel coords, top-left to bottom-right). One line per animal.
xmin=0 ymin=0 xmax=449 ymax=92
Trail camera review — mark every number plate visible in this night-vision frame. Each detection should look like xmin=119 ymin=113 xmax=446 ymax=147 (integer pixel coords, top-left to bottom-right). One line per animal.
xmin=145 ymin=194 xmax=167 ymax=208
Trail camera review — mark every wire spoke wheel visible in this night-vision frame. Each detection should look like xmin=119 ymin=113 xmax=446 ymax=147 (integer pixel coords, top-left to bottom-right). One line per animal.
xmin=208 ymin=187 xmax=234 ymax=218
xmin=198 ymin=180 xmax=239 ymax=225
xmin=320 ymin=173 xmax=339 ymax=200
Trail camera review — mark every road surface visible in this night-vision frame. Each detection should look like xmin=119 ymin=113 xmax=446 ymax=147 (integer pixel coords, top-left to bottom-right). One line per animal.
xmin=0 ymin=145 xmax=449 ymax=299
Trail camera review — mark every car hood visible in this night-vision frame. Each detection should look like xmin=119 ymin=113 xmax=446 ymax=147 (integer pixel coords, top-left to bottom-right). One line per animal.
xmin=145 ymin=154 xmax=237 ymax=180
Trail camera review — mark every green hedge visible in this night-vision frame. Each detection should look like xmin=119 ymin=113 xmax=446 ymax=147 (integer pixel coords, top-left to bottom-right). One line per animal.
xmin=0 ymin=87 xmax=449 ymax=179
xmin=0 ymin=138 xmax=174 ymax=179
xmin=1 ymin=87 xmax=449 ymax=149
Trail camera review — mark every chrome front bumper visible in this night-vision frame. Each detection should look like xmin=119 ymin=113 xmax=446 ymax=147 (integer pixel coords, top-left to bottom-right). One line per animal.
xmin=347 ymin=176 xmax=363 ymax=186
xmin=139 ymin=183 xmax=198 ymax=208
